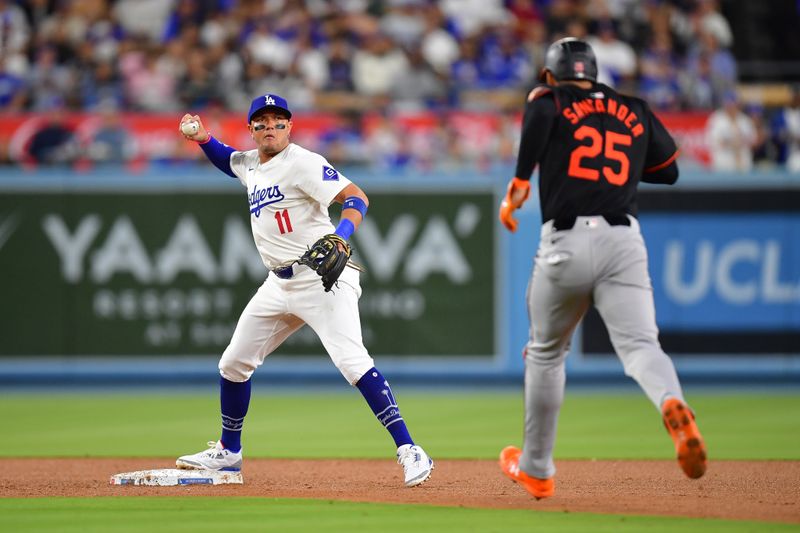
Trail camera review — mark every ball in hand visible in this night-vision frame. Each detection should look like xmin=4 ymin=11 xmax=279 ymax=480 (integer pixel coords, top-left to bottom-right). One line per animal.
xmin=181 ymin=121 xmax=199 ymax=136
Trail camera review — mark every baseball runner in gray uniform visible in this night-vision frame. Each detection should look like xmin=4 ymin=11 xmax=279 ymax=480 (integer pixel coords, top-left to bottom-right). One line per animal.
xmin=498 ymin=38 xmax=707 ymax=499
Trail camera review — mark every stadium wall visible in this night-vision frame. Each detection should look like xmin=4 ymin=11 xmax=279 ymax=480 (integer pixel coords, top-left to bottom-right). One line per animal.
xmin=0 ymin=167 xmax=797 ymax=386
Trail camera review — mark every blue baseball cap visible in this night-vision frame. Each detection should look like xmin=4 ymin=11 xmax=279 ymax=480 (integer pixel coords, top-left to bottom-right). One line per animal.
xmin=247 ymin=93 xmax=292 ymax=123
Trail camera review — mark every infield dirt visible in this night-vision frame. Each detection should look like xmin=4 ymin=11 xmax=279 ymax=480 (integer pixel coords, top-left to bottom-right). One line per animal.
xmin=1 ymin=458 xmax=798 ymax=523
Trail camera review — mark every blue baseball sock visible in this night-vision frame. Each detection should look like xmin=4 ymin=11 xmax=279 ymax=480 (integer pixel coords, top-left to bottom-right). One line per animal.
xmin=220 ymin=376 xmax=250 ymax=453
xmin=356 ymin=367 xmax=413 ymax=448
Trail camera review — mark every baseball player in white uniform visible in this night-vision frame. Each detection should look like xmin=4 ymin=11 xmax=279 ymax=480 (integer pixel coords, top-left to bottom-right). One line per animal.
xmin=174 ymin=93 xmax=433 ymax=487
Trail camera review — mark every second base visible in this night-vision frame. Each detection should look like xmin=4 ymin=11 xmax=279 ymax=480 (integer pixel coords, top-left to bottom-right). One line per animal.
xmin=110 ymin=468 xmax=243 ymax=486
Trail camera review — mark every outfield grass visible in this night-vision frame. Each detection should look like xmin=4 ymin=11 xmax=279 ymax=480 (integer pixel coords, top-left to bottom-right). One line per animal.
xmin=1 ymin=497 xmax=796 ymax=533
xmin=2 ymin=391 xmax=798 ymax=532
xmin=2 ymin=392 xmax=798 ymax=460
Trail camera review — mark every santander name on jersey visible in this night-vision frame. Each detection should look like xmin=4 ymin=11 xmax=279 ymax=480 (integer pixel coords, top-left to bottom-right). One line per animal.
xmin=562 ymin=95 xmax=645 ymax=138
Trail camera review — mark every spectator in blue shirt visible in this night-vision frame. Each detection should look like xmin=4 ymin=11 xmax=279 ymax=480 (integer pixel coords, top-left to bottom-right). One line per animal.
xmin=80 ymin=61 xmax=125 ymax=111
xmin=478 ymin=30 xmax=534 ymax=88
xmin=162 ymin=0 xmax=205 ymax=43
xmin=639 ymin=32 xmax=681 ymax=110
xmin=0 ymin=61 xmax=27 ymax=110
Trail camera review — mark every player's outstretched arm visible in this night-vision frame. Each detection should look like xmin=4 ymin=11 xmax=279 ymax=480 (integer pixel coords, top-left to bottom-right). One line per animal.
xmin=178 ymin=113 xmax=237 ymax=178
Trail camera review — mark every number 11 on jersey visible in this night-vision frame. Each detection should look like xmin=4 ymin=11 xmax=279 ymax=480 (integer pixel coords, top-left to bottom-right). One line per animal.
xmin=274 ymin=209 xmax=293 ymax=234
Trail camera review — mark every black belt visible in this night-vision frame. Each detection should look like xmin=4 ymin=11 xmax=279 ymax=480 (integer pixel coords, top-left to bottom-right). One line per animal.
xmin=551 ymin=214 xmax=631 ymax=231
xmin=272 ymin=265 xmax=294 ymax=279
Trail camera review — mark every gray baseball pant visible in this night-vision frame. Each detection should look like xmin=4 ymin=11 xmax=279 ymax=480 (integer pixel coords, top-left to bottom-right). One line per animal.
xmin=519 ymin=215 xmax=684 ymax=479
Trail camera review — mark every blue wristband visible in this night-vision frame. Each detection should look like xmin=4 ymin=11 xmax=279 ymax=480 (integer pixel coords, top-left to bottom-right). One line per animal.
xmin=342 ymin=196 xmax=368 ymax=218
xmin=334 ymin=218 xmax=355 ymax=240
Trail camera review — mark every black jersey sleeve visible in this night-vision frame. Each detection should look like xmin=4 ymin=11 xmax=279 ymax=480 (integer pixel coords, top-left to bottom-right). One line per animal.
xmin=642 ymin=102 xmax=679 ymax=184
xmin=514 ymin=88 xmax=558 ymax=181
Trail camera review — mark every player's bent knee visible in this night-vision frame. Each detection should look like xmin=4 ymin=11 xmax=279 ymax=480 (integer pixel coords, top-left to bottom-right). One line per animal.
xmin=334 ymin=357 xmax=375 ymax=386
xmin=524 ymin=341 xmax=567 ymax=364
xmin=218 ymin=358 xmax=255 ymax=382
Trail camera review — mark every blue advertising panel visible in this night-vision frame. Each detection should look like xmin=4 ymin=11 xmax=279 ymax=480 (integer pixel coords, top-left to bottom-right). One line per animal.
xmin=643 ymin=214 xmax=800 ymax=331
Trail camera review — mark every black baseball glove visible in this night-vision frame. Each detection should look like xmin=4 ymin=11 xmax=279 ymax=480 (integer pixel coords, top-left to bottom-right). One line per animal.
xmin=298 ymin=234 xmax=351 ymax=292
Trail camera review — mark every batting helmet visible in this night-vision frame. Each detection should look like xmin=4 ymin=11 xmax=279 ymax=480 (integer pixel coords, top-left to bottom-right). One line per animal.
xmin=539 ymin=38 xmax=598 ymax=83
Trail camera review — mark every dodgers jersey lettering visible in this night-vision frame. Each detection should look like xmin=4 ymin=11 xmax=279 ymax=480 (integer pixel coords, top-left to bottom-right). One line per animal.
xmin=229 ymin=143 xmax=350 ymax=269
xmin=515 ymin=83 xmax=678 ymax=222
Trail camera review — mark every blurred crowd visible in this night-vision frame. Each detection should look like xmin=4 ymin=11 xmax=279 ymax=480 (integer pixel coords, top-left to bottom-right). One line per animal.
xmin=0 ymin=0 xmax=744 ymax=113
xmin=1 ymin=0 xmax=799 ymax=172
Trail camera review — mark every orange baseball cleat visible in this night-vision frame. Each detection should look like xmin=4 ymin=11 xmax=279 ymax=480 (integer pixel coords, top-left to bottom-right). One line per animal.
xmin=662 ymin=398 xmax=707 ymax=479
xmin=499 ymin=446 xmax=555 ymax=499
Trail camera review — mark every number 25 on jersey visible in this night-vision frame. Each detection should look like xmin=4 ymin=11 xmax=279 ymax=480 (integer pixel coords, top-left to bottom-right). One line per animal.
xmin=568 ymin=125 xmax=632 ymax=185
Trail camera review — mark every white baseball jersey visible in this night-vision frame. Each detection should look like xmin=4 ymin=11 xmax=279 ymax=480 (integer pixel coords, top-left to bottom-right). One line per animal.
xmin=229 ymin=143 xmax=351 ymax=269
xmin=219 ymin=142 xmax=374 ymax=385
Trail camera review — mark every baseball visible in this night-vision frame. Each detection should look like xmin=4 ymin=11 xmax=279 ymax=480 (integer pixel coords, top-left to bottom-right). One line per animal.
xmin=181 ymin=121 xmax=199 ymax=136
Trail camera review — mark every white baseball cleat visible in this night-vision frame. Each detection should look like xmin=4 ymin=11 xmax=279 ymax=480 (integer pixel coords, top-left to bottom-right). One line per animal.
xmin=176 ymin=441 xmax=243 ymax=472
xmin=397 ymin=444 xmax=434 ymax=487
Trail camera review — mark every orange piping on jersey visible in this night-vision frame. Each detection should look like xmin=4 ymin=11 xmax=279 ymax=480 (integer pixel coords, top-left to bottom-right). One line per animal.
xmin=528 ymin=85 xmax=560 ymax=113
xmin=645 ymin=150 xmax=680 ymax=173
xmin=527 ymin=86 xmax=552 ymax=101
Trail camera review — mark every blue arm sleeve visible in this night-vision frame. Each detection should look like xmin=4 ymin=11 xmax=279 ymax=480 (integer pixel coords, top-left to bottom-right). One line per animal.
xmin=199 ymin=136 xmax=236 ymax=178
xmin=334 ymin=219 xmax=355 ymax=240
